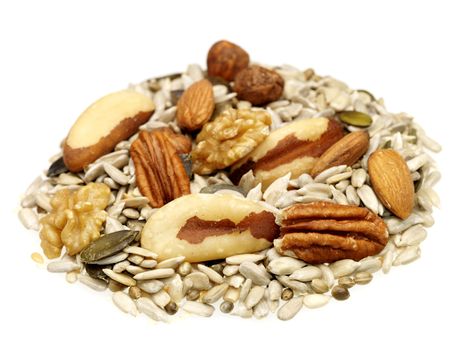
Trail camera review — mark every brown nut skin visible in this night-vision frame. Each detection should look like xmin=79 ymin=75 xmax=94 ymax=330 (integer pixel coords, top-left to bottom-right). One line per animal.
xmin=234 ymin=65 xmax=284 ymax=106
xmin=207 ymin=40 xmax=250 ymax=82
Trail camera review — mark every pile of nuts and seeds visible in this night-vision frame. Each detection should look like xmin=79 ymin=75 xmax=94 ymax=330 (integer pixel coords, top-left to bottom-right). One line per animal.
xmin=18 ymin=40 xmax=441 ymax=321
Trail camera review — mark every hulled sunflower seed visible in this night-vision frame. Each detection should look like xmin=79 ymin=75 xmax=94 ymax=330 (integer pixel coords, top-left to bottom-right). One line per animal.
xmin=253 ymin=298 xmax=269 ymax=319
xmin=202 ymin=283 xmax=229 ymax=304
xmin=223 ymin=287 xmax=240 ymax=303
xmin=197 ymin=264 xmax=224 ymax=284
xmin=226 ymin=253 xmax=265 ymax=265
xmin=314 ymin=165 xmax=347 ymax=183
xmin=267 ymin=257 xmax=306 ymax=275
xmin=354 ymin=272 xmax=373 ymax=285
xmin=18 ymin=208 xmax=39 ymax=230
xmin=268 ymin=280 xmax=282 ymax=301
xmin=399 ymin=225 xmax=427 ymax=246
xmin=227 ymin=274 xmax=245 ymax=288
xmin=393 ymin=246 xmax=421 ymax=266
xmin=239 ymin=262 xmax=271 ymax=286
xmin=139 ymin=259 xmax=158 ymax=269
xmin=136 ymin=297 xmax=169 ymax=322
xmin=319 ymin=264 xmax=335 ymax=288
xmin=345 ymin=186 xmax=361 ymax=206
xmin=123 ymin=246 xmax=158 ymax=259
xmin=152 ymin=290 xmax=171 ymax=308
xmin=126 ymin=265 xmax=147 ymax=275
xmin=244 ymin=286 xmax=265 ymax=309
xmin=66 ymin=271 xmax=78 ymax=284
xmin=277 ymin=297 xmax=303 ymax=321
xmin=157 ymin=256 xmax=186 ymax=269
xmin=356 ymin=256 xmax=382 ymax=273
xmin=303 ymin=294 xmax=331 ymax=309
xmin=103 ymin=163 xmax=130 ymax=186
xmin=78 ymin=274 xmax=108 ymax=291
xmin=330 ymin=259 xmax=361 ymax=278
xmin=357 ymin=185 xmax=379 ymax=214
xmin=133 ymin=268 xmax=175 ymax=280
xmin=310 ymin=279 xmax=329 ymax=294
xmin=338 ymin=276 xmax=355 ymax=288
xmin=47 ymin=260 xmax=80 ymax=273
xmin=277 ymin=276 xmax=309 ymax=294
xmin=103 ymin=269 xmax=136 ymax=286
xmin=351 ymin=168 xmax=367 ymax=188
xmin=185 ymin=271 xmax=210 ymax=290
xmin=129 ymin=286 xmax=142 ymax=299
xmin=112 ymin=291 xmax=138 ymax=316
xmin=92 ymin=252 xmax=129 ymax=265
xmin=239 ymin=279 xmax=252 ymax=302
xmin=223 ymin=265 xmax=239 ymax=276
xmin=182 ymin=301 xmax=214 ymax=317
xmin=35 ymin=192 xmax=52 ymax=212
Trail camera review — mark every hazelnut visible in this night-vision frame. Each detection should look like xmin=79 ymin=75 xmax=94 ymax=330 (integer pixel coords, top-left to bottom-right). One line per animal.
xmin=207 ymin=40 xmax=249 ymax=81
xmin=234 ymin=65 xmax=284 ymax=106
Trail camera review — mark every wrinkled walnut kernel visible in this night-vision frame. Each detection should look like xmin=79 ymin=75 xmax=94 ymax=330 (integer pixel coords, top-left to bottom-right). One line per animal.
xmin=192 ymin=108 xmax=271 ymax=175
xmin=39 ymin=183 xmax=110 ymax=259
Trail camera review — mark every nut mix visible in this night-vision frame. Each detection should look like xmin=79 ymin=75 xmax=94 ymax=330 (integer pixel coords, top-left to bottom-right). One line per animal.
xmin=19 ymin=40 xmax=441 ymax=321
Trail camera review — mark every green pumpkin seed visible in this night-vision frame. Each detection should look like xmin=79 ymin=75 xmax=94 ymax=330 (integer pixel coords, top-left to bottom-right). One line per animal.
xmin=338 ymin=111 xmax=373 ymax=127
xmin=200 ymin=184 xmax=247 ymax=196
xmin=47 ymin=157 xmax=68 ymax=178
xmin=356 ymin=89 xmax=376 ymax=103
xmin=84 ymin=264 xmax=111 ymax=282
xmin=80 ymin=230 xmax=137 ymax=263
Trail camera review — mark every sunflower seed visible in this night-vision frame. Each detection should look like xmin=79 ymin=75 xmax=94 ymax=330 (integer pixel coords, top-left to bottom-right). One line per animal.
xmin=406 ymin=154 xmax=430 ymax=172
xmin=354 ymin=272 xmax=373 ymax=285
xmin=182 ymin=301 xmax=214 ymax=317
xmin=47 ymin=260 xmax=80 ymax=273
xmin=66 ymin=271 xmax=78 ymax=283
xmin=222 ymin=287 xmax=240 ymax=303
xmin=267 ymin=280 xmax=282 ymax=301
xmin=152 ymin=289 xmax=171 ymax=308
xmin=314 ymin=165 xmax=347 ymax=183
xmin=289 ymin=265 xmax=322 ymax=282
xmin=267 ymin=257 xmax=306 ymax=275
xmin=103 ymin=163 xmax=129 ymax=186
xmin=139 ymin=259 xmax=158 ymax=269
xmin=310 ymin=279 xmax=329 ymax=294
xmin=345 ymin=186 xmax=361 ymax=206
xmin=331 ymin=186 xmax=349 ymax=205
xmin=357 ymin=185 xmax=379 ymax=214
xmin=246 ymin=183 xmax=262 ymax=201
xmin=92 ymin=252 xmax=129 ymax=265
xmin=398 ymin=225 xmax=427 ymax=247
xmin=128 ymin=254 xmax=144 ymax=265
xmin=135 ymin=279 xmax=163 ymax=294
xmin=21 ymin=193 xmax=36 ymax=208
xmin=382 ymin=246 xmax=395 ymax=274
xmin=112 ymin=291 xmax=138 ymax=316
xmin=277 ymin=297 xmax=303 ymax=321
xmin=393 ymin=246 xmax=421 ymax=266
xmin=103 ymin=269 xmax=136 ymax=286
xmin=226 ymin=253 xmax=265 ymax=265
xmin=239 ymin=279 xmax=252 ymax=302
xmin=227 ymin=274 xmax=245 ymax=288
xmin=318 ymin=264 xmax=335 ymax=288
xmin=104 ymin=217 xmax=127 ymax=234
xmin=202 ymin=283 xmax=229 ymax=304
xmin=335 ymin=180 xmax=350 ymax=192
xmin=277 ymin=276 xmax=309 ymax=294
xmin=31 ymin=252 xmax=44 ymax=264
xmin=122 ymin=208 xmax=140 ymax=219
xmin=136 ymin=297 xmax=169 ymax=322
xmin=78 ymin=274 xmax=108 ymax=291
xmin=185 ymin=271 xmax=210 ymax=290
xmin=134 ymin=268 xmax=174 ymax=280
xmin=35 ymin=192 xmax=52 ymax=212
xmin=266 ymin=247 xmax=282 ymax=262
xmin=123 ymin=246 xmax=158 ymax=259
xmin=356 ymin=256 xmax=382 ymax=273
xmin=244 ymin=286 xmax=265 ymax=309
xmin=303 ymin=294 xmax=331 ymax=309
xmin=18 ymin=208 xmax=39 ymax=230
xmin=223 ymin=265 xmax=239 ymax=276
xmin=197 ymin=264 xmax=224 ymax=284
xmin=113 ymin=260 xmax=130 ymax=273
xmin=326 ymin=171 xmax=353 ymax=184
xmin=156 ymin=256 xmax=185 ymax=269
xmin=350 ymin=168 xmax=367 ymax=188
xmin=263 ymin=173 xmax=291 ymax=205
xmin=330 ymin=259 xmax=360 ymax=278
xmin=239 ymin=262 xmax=271 ymax=286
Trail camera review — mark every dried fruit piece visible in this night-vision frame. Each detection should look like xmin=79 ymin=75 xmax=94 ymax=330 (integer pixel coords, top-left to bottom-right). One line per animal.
xmin=337 ymin=111 xmax=373 ymax=127
xmin=130 ymin=129 xmax=191 ymax=208
xmin=231 ymin=118 xmax=344 ymax=189
xmin=192 ymin=108 xmax=271 ymax=175
xmin=141 ymin=193 xmax=280 ymax=262
xmin=310 ymin=131 xmax=369 ymax=177
xmin=39 ymin=183 xmax=111 ymax=259
xmin=63 ymin=90 xmax=155 ymax=172
xmin=207 ymin=40 xmax=250 ymax=82
xmin=234 ymin=65 xmax=284 ymax=105
xmin=80 ymin=230 xmax=137 ymax=263
xmin=368 ymin=149 xmax=414 ymax=219
xmin=176 ymin=79 xmax=215 ymax=131
xmin=276 ymin=201 xmax=388 ymax=264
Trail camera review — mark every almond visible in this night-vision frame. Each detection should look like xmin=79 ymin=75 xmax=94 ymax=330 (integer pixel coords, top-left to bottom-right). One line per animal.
xmin=176 ymin=79 xmax=215 ymax=132
xmin=368 ymin=149 xmax=414 ymax=219
xmin=310 ymin=131 xmax=369 ymax=177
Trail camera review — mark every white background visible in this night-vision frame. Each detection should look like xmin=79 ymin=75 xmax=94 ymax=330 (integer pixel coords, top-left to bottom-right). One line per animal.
xmin=1 ymin=1 xmax=465 ymax=349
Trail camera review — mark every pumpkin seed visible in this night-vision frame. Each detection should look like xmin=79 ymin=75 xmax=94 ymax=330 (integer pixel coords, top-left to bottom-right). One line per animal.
xmin=179 ymin=154 xmax=193 ymax=179
xmin=200 ymin=184 xmax=247 ymax=196
xmin=80 ymin=230 xmax=137 ymax=263
xmin=338 ymin=111 xmax=373 ymax=127
xmin=85 ymin=263 xmax=111 ymax=282
xmin=47 ymin=157 xmax=68 ymax=177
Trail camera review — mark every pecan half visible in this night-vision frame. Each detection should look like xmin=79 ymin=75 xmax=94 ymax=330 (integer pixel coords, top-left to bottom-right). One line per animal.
xmin=276 ymin=201 xmax=388 ymax=264
xmin=130 ymin=130 xmax=191 ymax=208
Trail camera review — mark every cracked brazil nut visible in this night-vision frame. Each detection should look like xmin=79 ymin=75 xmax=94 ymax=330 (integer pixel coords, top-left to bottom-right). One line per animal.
xmin=231 ymin=117 xmax=344 ymax=189
xmin=63 ymin=90 xmax=155 ymax=172
xmin=140 ymin=194 xmax=280 ymax=262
